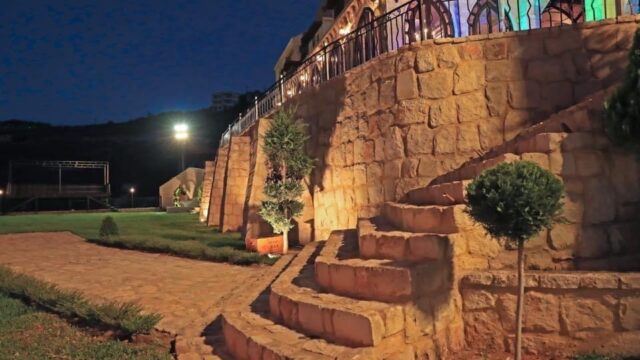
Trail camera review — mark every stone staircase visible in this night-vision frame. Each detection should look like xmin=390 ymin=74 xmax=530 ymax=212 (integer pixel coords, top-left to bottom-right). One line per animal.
xmin=220 ymin=89 xmax=622 ymax=359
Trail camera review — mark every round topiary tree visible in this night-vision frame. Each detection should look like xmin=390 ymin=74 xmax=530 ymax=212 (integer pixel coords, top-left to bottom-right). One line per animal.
xmin=99 ymin=216 xmax=119 ymax=240
xmin=259 ymin=107 xmax=313 ymax=254
xmin=465 ymin=161 xmax=564 ymax=360
xmin=604 ymin=28 xmax=640 ymax=152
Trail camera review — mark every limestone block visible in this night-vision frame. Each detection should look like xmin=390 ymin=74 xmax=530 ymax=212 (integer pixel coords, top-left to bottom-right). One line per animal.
xmin=541 ymin=81 xmax=574 ymax=111
xmin=402 ymin=158 xmax=419 ymax=178
xmin=418 ymin=156 xmax=438 ymax=177
xmin=504 ymin=110 xmax=536 ymax=141
xmin=484 ymin=40 xmax=508 ymax=60
xmin=435 ymin=46 xmax=459 ymax=69
xmin=485 ymin=60 xmax=526 ymax=82
xmin=549 ymin=223 xmax=578 ymax=250
xmin=365 ymin=82 xmax=381 ymax=113
xmin=457 ymin=123 xmax=482 ymax=153
xmin=396 ymin=51 xmax=416 ymax=72
xmin=539 ymin=273 xmax=580 ymax=288
xmin=395 ymin=98 xmax=429 ymax=125
xmin=298 ymin=302 xmax=326 ymax=336
xmin=456 ymin=91 xmax=488 ymax=123
xmin=521 ymin=153 xmax=549 ymax=169
xmin=384 ymin=159 xmax=403 ymax=179
xmin=463 ymin=310 xmax=504 ymax=350
xmin=574 ymin=151 xmax=603 ymax=177
xmin=620 ymin=297 xmax=640 ymax=331
xmin=332 ymin=310 xmax=382 ymax=347
xmin=543 ymin=30 xmax=581 ymax=56
xmin=584 ymin=26 xmax=619 ymax=53
xmin=454 ymin=61 xmax=485 ymax=94
xmin=508 ymin=81 xmax=541 ymax=109
xmin=376 ymin=234 xmax=407 ymax=260
xmin=384 ymin=127 xmax=405 ymax=160
xmin=561 ymin=298 xmax=614 ymax=334
xmin=382 ymin=306 xmax=405 ymax=337
xmin=508 ymin=36 xmax=544 ymax=60
xmin=549 ymin=152 xmax=576 ymax=176
xmin=429 ymin=98 xmax=457 ymax=127
xmin=462 ymin=289 xmax=496 ymax=310
xmin=576 ymin=226 xmax=610 ymax=259
xmin=525 ymin=292 xmax=561 ymax=333
xmin=486 ymin=83 xmax=508 ymax=117
xmin=583 ymin=178 xmax=616 ymax=224
xmin=407 ymin=234 xmax=445 ymax=261
xmin=379 ymin=78 xmax=396 ymax=110
xmin=418 ymin=70 xmax=454 ymax=99
xmin=478 ymin=116 xmax=503 ymax=150
xmin=416 ymin=48 xmax=436 ymax=73
xmin=396 ymin=69 xmax=419 ymax=101
xmin=406 ymin=125 xmax=433 ymax=155
xmin=527 ymin=59 xmax=566 ymax=82
xmin=563 ymin=196 xmax=584 ymax=223
xmin=457 ymin=42 xmax=483 ymax=60
xmin=434 ymin=126 xmax=457 ymax=155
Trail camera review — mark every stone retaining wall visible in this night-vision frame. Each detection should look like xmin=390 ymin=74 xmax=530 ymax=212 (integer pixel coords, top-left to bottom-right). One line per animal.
xmin=207 ymin=144 xmax=230 ymax=227
xmin=221 ymin=136 xmax=250 ymax=232
xmin=284 ymin=16 xmax=640 ymax=241
xmin=199 ymin=160 xmax=215 ymax=223
xmin=461 ymin=271 xmax=640 ymax=357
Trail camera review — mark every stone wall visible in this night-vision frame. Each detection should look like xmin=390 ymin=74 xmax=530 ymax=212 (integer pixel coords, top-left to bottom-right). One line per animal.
xmin=461 ymin=271 xmax=640 ymax=357
xmin=199 ymin=160 xmax=215 ymax=222
xmin=242 ymin=119 xmax=272 ymax=240
xmin=284 ymin=16 xmax=640 ymax=241
xmin=221 ymin=136 xmax=251 ymax=232
xmin=207 ymin=144 xmax=230 ymax=228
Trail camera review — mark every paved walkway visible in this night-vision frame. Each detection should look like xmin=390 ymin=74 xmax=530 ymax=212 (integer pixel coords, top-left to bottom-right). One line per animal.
xmin=0 ymin=232 xmax=262 ymax=339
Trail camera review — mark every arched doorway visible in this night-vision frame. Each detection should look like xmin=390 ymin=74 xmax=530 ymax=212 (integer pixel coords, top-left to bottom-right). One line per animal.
xmin=407 ymin=0 xmax=455 ymax=41
xmin=354 ymin=8 xmax=377 ymax=67
xmin=540 ymin=0 xmax=584 ymax=27
xmin=468 ymin=0 xmax=513 ymax=34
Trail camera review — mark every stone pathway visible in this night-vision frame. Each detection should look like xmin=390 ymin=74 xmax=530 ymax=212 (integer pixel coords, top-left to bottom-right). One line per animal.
xmin=0 ymin=232 xmax=263 ymax=352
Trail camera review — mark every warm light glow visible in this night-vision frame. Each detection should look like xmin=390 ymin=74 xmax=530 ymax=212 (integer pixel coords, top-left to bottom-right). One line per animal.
xmin=0 ymin=189 xmax=4 ymax=196
xmin=129 ymin=187 xmax=135 ymax=194
xmin=316 ymin=54 xmax=325 ymax=63
xmin=339 ymin=24 xmax=351 ymax=36
xmin=173 ymin=123 xmax=188 ymax=132
xmin=175 ymin=132 xmax=189 ymax=140
xmin=174 ymin=123 xmax=189 ymax=141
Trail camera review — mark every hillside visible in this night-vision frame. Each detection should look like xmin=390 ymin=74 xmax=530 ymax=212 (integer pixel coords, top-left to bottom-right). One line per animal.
xmin=0 ymin=107 xmax=238 ymax=198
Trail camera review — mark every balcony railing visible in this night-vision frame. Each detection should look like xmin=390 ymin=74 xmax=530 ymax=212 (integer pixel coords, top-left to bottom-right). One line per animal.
xmin=220 ymin=0 xmax=638 ymax=146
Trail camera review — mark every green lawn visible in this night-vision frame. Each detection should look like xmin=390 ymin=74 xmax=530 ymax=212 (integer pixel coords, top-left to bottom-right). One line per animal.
xmin=0 ymin=293 xmax=171 ymax=360
xmin=0 ymin=212 xmax=274 ymax=265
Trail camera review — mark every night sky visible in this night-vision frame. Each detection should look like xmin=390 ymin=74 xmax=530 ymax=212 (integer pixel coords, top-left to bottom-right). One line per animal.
xmin=0 ymin=0 xmax=319 ymax=125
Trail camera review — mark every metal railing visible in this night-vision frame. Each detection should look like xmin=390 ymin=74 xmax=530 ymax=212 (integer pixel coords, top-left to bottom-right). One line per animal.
xmin=220 ymin=0 xmax=638 ymax=146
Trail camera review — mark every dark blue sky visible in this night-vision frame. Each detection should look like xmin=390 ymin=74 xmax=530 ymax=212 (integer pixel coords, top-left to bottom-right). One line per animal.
xmin=0 ymin=0 xmax=319 ymax=125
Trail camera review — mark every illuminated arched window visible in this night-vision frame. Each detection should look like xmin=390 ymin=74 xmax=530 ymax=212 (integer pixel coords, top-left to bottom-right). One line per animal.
xmin=354 ymin=8 xmax=376 ymax=66
xmin=407 ymin=0 xmax=454 ymax=41
xmin=540 ymin=0 xmax=584 ymax=27
xmin=311 ymin=63 xmax=323 ymax=86
xmin=328 ymin=43 xmax=344 ymax=78
xmin=468 ymin=0 xmax=513 ymax=34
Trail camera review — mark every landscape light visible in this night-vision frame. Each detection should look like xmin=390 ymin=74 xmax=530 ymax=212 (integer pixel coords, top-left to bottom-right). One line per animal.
xmin=0 ymin=189 xmax=3 ymax=196
xmin=174 ymin=123 xmax=189 ymax=141
xmin=174 ymin=123 xmax=188 ymax=132
xmin=175 ymin=132 xmax=189 ymax=140
xmin=129 ymin=187 xmax=135 ymax=194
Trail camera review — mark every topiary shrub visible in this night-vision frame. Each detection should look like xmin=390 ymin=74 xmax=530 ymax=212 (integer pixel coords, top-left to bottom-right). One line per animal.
xmin=99 ymin=216 xmax=120 ymax=240
xmin=259 ymin=107 xmax=314 ymax=254
xmin=465 ymin=161 xmax=564 ymax=360
xmin=604 ymin=28 xmax=640 ymax=152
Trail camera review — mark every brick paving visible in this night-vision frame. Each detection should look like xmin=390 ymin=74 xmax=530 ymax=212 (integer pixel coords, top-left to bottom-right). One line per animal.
xmin=0 ymin=232 xmax=262 ymax=340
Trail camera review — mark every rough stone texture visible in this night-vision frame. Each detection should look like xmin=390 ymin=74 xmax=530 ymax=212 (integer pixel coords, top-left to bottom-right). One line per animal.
xmin=199 ymin=160 xmax=215 ymax=223
xmin=462 ymin=270 xmax=640 ymax=355
xmin=207 ymin=144 xmax=230 ymax=227
xmin=221 ymin=136 xmax=251 ymax=232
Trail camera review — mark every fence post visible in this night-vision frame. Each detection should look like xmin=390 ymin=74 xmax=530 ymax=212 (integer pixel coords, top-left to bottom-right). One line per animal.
xmin=417 ymin=0 xmax=425 ymax=41
xmin=254 ymin=96 xmax=259 ymax=120
xmin=279 ymin=74 xmax=285 ymax=102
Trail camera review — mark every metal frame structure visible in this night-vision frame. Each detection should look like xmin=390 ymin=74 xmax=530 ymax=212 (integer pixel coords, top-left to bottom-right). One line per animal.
xmin=220 ymin=0 xmax=637 ymax=146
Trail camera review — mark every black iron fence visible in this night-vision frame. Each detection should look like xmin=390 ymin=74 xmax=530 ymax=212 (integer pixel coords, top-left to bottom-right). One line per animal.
xmin=220 ymin=0 xmax=638 ymax=146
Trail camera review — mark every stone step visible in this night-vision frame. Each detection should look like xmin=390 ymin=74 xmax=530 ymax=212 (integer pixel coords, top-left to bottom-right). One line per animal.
xmin=315 ymin=230 xmax=451 ymax=303
xmin=269 ymin=240 xmax=407 ymax=348
xmin=357 ymin=218 xmax=449 ymax=263
xmin=404 ymin=180 xmax=471 ymax=206
xmin=381 ymin=202 xmax=471 ymax=234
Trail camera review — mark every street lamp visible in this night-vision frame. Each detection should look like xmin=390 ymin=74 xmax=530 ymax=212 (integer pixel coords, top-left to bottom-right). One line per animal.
xmin=0 ymin=189 xmax=4 ymax=214
xmin=174 ymin=123 xmax=189 ymax=171
xmin=129 ymin=187 xmax=135 ymax=208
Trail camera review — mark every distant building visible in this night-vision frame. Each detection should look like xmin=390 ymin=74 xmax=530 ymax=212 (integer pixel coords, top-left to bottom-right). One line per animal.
xmin=211 ymin=92 xmax=240 ymax=111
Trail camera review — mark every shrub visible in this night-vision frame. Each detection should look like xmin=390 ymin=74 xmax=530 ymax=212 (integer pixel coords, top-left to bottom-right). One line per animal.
xmin=465 ymin=160 xmax=564 ymax=360
xmin=604 ymin=29 xmax=640 ymax=152
xmin=99 ymin=216 xmax=119 ymax=239
xmin=259 ymin=107 xmax=313 ymax=254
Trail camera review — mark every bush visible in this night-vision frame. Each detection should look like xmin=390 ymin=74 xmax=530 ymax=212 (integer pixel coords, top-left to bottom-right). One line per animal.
xmin=604 ymin=29 xmax=640 ymax=152
xmin=99 ymin=216 xmax=119 ymax=239
xmin=465 ymin=161 xmax=564 ymax=242
xmin=0 ymin=266 xmax=161 ymax=335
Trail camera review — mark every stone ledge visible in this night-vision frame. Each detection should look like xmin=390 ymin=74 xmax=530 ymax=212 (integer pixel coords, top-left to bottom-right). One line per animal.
xmin=462 ymin=271 xmax=640 ymax=290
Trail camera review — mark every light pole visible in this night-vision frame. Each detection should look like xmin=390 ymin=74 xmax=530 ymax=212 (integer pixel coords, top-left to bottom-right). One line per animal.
xmin=174 ymin=123 xmax=189 ymax=171
xmin=0 ymin=189 xmax=4 ymax=215
xmin=129 ymin=187 xmax=135 ymax=208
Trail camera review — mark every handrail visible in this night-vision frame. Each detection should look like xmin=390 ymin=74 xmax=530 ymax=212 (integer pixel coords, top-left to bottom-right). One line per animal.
xmin=220 ymin=0 xmax=637 ymax=146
